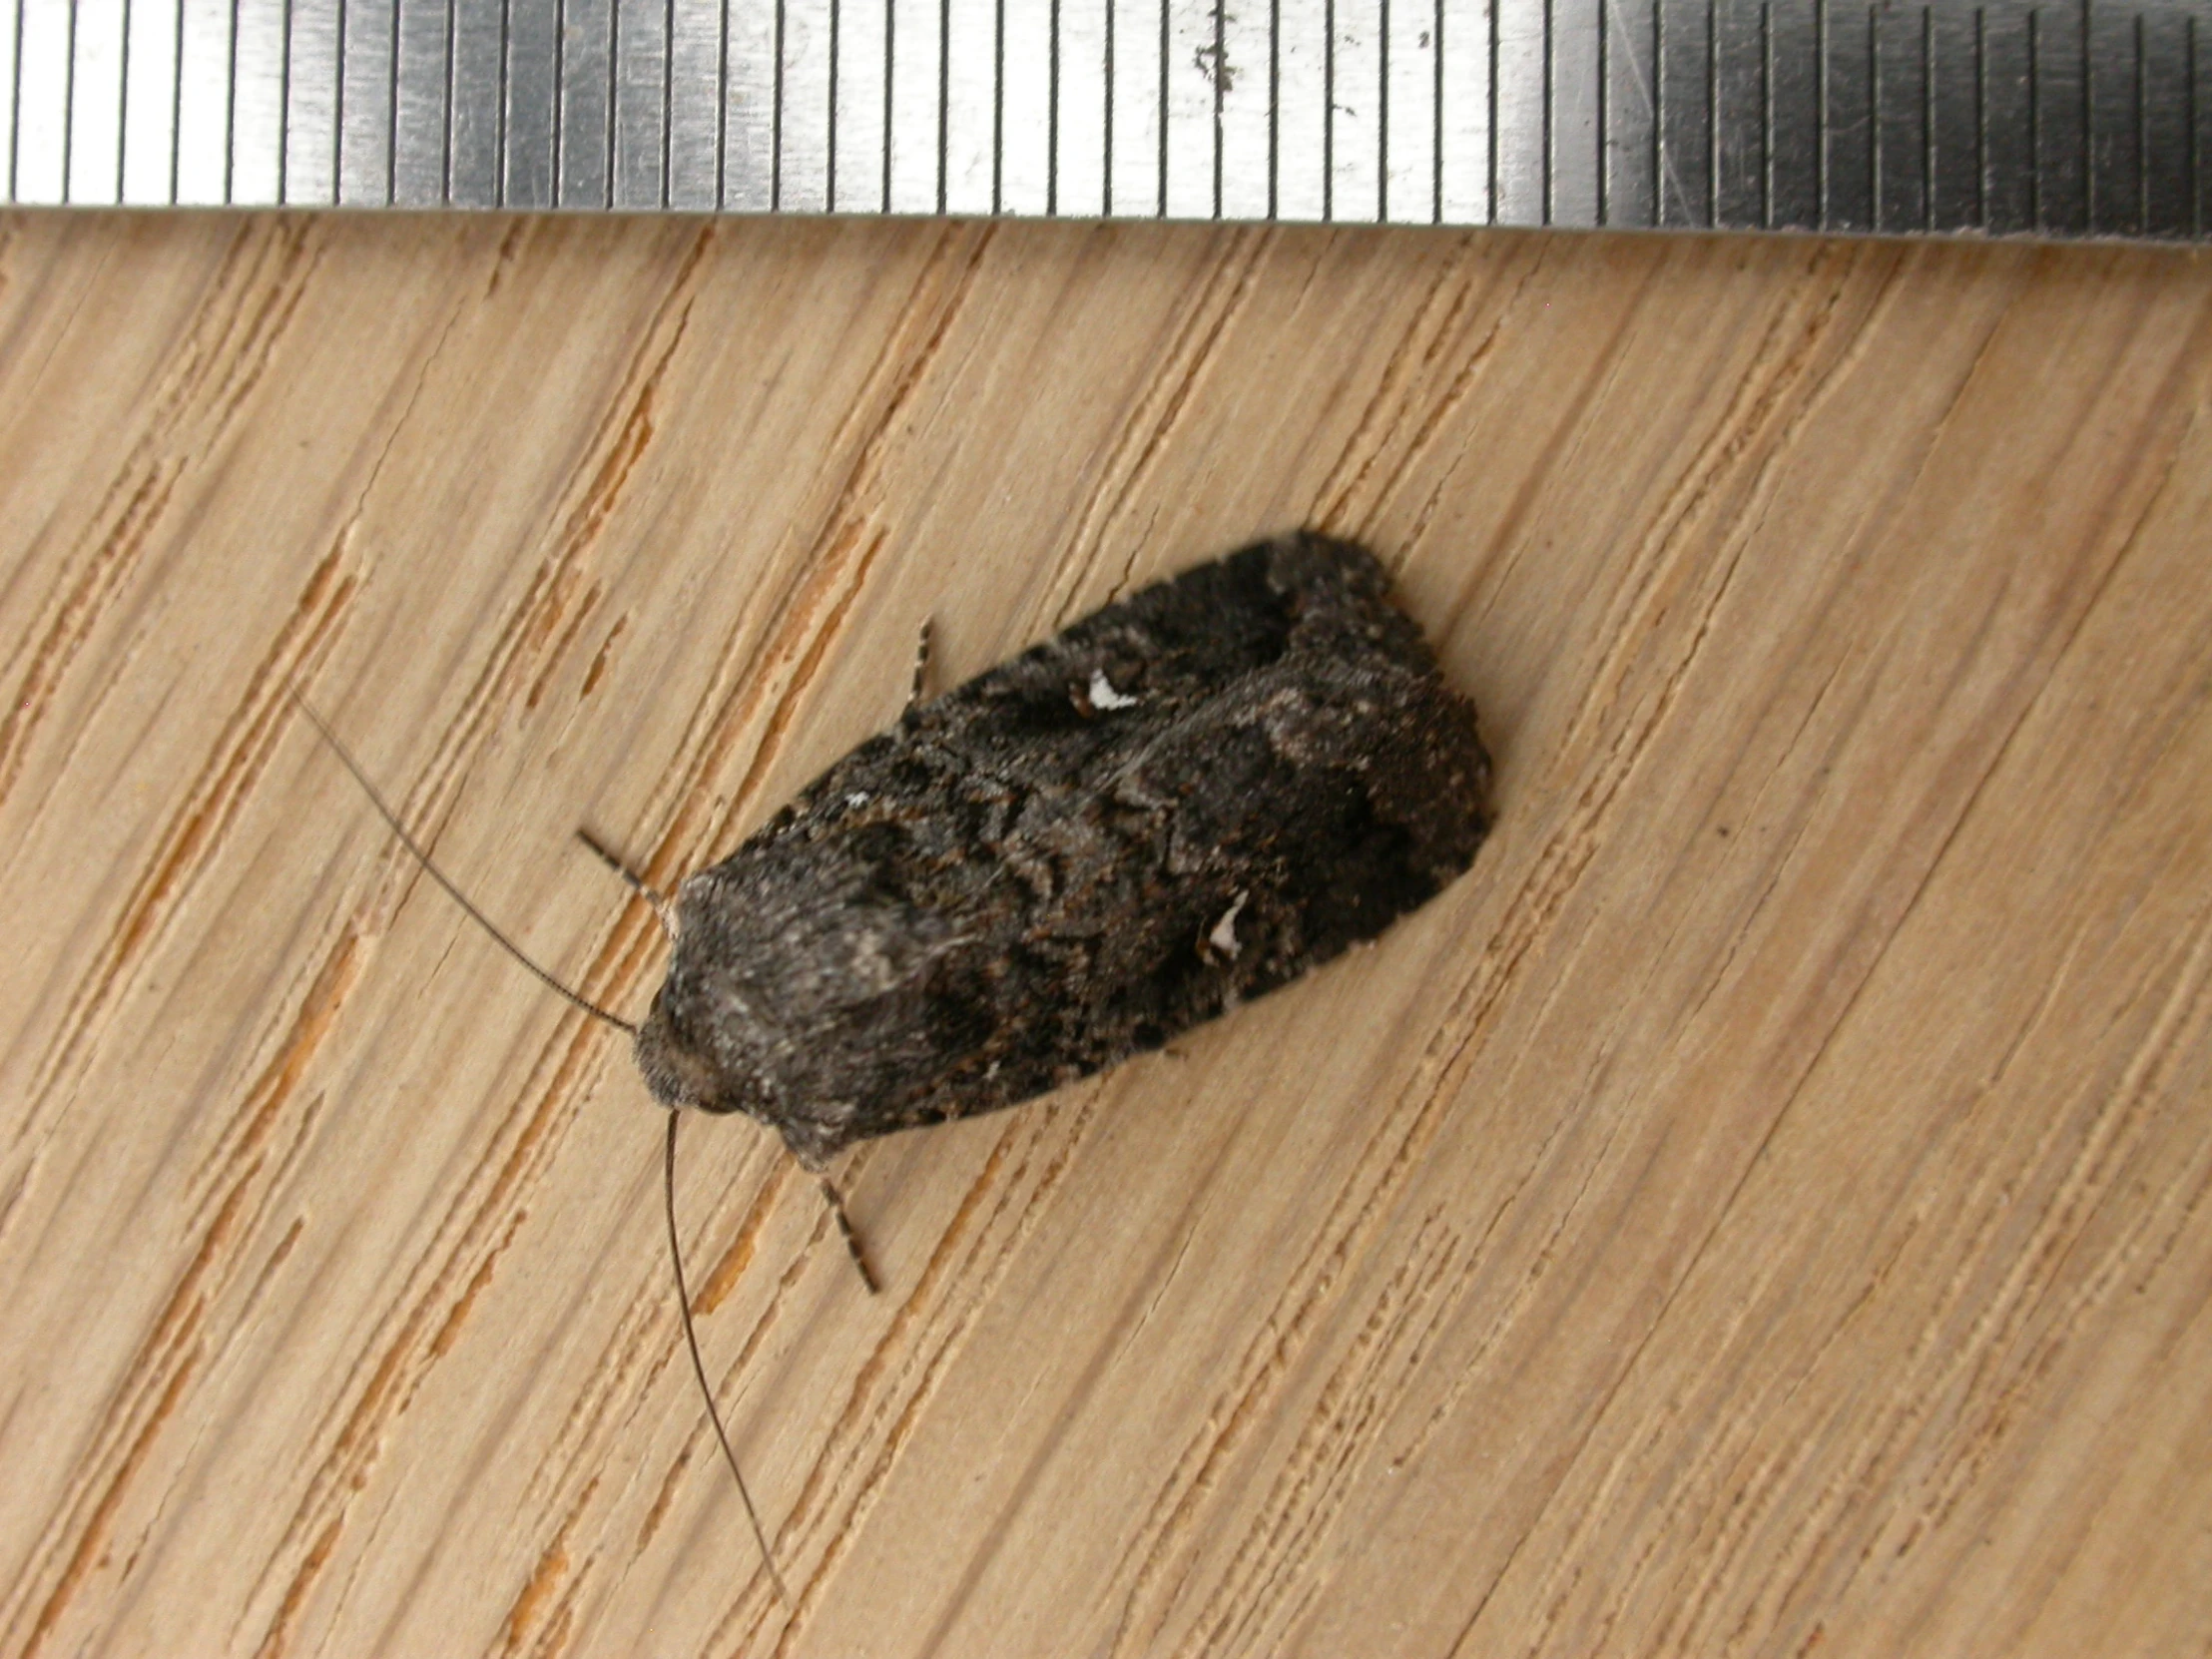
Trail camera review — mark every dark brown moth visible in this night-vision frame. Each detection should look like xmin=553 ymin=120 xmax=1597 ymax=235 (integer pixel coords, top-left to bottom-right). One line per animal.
xmin=635 ymin=531 xmax=1491 ymax=1160
xmin=303 ymin=530 xmax=1488 ymax=1599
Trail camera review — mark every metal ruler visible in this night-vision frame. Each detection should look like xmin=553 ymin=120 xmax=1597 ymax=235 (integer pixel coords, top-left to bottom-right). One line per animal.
xmin=5 ymin=1 xmax=2208 ymax=240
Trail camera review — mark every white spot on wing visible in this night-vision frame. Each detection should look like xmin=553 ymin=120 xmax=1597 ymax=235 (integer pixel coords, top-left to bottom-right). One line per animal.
xmin=1207 ymin=890 xmax=1249 ymax=961
xmin=1088 ymin=668 xmax=1138 ymax=711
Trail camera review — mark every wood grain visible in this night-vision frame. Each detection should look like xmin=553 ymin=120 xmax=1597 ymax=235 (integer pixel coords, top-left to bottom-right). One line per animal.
xmin=2 ymin=211 xmax=2208 ymax=1658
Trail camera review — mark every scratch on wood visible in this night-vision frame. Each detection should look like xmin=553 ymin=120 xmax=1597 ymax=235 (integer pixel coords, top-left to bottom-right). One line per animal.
xmin=1312 ymin=234 xmax=1545 ymax=537
xmin=1039 ymin=226 xmax=1273 ymax=629
xmin=0 ymin=222 xmax=319 ymax=808
xmin=22 ymin=545 xmax=357 ymax=1139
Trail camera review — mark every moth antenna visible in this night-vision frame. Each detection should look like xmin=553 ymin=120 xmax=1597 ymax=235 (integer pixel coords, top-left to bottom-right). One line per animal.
xmin=292 ymin=693 xmax=637 ymax=1036
xmin=666 ymin=1110 xmax=792 ymax=1604
xmin=575 ymin=828 xmax=678 ymax=943
xmin=818 ymin=1176 xmax=881 ymax=1295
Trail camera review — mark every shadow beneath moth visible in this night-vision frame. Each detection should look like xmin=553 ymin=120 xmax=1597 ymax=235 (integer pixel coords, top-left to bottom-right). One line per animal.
xmin=305 ymin=531 xmax=1489 ymax=1597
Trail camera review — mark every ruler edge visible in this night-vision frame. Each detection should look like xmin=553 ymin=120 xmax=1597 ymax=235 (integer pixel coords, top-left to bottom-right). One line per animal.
xmin=4 ymin=0 xmax=2210 ymax=245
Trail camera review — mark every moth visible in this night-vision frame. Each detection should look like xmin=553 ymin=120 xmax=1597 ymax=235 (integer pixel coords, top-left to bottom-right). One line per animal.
xmin=304 ymin=530 xmax=1489 ymax=1595
xmin=637 ymin=530 xmax=1490 ymax=1157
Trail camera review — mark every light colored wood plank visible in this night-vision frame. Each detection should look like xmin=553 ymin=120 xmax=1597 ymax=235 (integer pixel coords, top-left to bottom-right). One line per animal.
xmin=1 ymin=212 xmax=2207 ymax=1657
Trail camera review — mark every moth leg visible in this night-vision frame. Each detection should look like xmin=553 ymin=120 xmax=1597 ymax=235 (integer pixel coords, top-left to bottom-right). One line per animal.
xmin=818 ymin=1175 xmax=881 ymax=1295
xmin=904 ymin=619 xmax=934 ymax=718
xmin=575 ymin=829 xmax=678 ymax=942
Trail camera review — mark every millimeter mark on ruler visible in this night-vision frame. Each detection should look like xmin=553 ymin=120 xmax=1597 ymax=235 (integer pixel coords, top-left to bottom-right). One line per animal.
xmin=4 ymin=2 xmax=2209 ymax=242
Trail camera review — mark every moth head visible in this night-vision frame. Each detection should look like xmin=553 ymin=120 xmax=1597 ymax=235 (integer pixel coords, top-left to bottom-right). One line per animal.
xmin=632 ymin=970 xmax=786 ymax=1126
xmin=634 ymin=1000 xmax=722 ymax=1111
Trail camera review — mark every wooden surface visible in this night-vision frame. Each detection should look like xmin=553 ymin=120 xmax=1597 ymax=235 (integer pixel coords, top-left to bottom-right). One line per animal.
xmin=2 ymin=211 xmax=2210 ymax=1659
